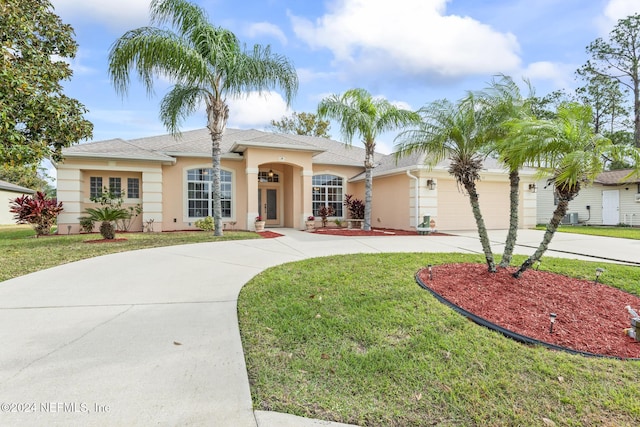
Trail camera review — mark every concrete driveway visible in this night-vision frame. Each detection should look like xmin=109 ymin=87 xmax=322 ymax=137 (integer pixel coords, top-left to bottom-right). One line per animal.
xmin=0 ymin=228 xmax=637 ymax=426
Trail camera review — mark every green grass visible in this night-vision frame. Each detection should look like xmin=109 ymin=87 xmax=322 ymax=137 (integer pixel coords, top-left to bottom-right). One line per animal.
xmin=0 ymin=224 xmax=260 ymax=282
xmin=536 ymin=224 xmax=640 ymax=240
xmin=239 ymin=253 xmax=640 ymax=426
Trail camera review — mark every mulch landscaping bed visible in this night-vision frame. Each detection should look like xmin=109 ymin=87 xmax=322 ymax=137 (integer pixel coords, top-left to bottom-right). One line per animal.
xmin=84 ymin=238 xmax=128 ymax=243
xmin=313 ymin=227 xmax=448 ymax=236
xmin=257 ymin=231 xmax=284 ymax=239
xmin=418 ymin=263 xmax=640 ymax=359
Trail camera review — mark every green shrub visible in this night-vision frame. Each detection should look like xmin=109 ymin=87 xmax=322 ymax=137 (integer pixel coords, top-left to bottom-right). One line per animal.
xmin=195 ymin=216 xmax=215 ymax=232
xmin=78 ymin=216 xmax=94 ymax=233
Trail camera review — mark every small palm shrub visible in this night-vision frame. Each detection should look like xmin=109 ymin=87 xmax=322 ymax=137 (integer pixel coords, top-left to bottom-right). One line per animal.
xmin=10 ymin=191 xmax=64 ymax=236
xmin=84 ymin=207 xmax=130 ymax=239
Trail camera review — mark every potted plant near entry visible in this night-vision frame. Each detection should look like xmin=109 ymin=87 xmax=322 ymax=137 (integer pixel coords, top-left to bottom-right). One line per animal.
xmin=305 ymin=215 xmax=316 ymax=231
xmin=255 ymin=216 xmax=266 ymax=232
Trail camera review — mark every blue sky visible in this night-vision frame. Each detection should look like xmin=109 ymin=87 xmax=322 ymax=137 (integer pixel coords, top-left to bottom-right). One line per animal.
xmin=50 ymin=0 xmax=640 ymax=157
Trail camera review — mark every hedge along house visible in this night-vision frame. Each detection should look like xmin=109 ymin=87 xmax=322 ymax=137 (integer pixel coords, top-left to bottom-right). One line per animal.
xmin=55 ymin=128 xmax=539 ymax=233
xmin=536 ymin=169 xmax=640 ymax=227
xmin=0 ymin=180 xmax=36 ymax=225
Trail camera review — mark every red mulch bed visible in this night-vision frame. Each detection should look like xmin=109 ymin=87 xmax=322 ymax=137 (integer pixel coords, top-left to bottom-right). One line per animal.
xmin=313 ymin=227 xmax=448 ymax=236
xmin=257 ymin=231 xmax=283 ymax=239
xmin=84 ymin=238 xmax=128 ymax=243
xmin=418 ymin=263 xmax=640 ymax=359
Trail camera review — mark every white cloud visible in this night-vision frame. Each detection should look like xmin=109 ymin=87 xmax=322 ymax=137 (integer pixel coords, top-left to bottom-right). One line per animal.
xmin=227 ymin=91 xmax=291 ymax=128
xmin=245 ymin=22 xmax=287 ymax=45
xmin=52 ymin=0 xmax=151 ymax=33
xmin=598 ymin=0 xmax=640 ymax=33
xmin=289 ymin=0 xmax=521 ymax=79
xmin=522 ymin=61 xmax=575 ymax=90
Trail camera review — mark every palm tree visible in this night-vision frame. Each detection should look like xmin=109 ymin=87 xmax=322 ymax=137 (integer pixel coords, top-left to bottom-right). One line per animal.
xmin=395 ymin=96 xmax=497 ymax=272
xmin=108 ymin=0 xmax=298 ymax=236
xmin=317 ymin=88 xmax=419 ymax=231
xmin=84 ymin=206 xmax=130 ymax=240
xmin=508 ymin=103 xmax=627 ymax=278
xmin=475 ymin=75 xmax=536 ymax=267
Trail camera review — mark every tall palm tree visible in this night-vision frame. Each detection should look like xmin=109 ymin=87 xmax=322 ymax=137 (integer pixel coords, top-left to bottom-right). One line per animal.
xmin=507 ymin=103 xmax=628 ymax=278
xmin=317 ymin=88 xmax=420 ymax=231
xmin=475 ymin=75 xmax=536 ymax=267
xmin=108 ymin=0 xmax=298 ymax=236
xmin=395 ymin=97 xmax=497 ymax=272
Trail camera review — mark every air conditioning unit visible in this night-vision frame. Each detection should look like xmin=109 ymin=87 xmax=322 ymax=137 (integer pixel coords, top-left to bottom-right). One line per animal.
xmin=635 ymin=194 xmax=640 ymax=203
xmin=561 ymin=212 xmax=579 ymax=225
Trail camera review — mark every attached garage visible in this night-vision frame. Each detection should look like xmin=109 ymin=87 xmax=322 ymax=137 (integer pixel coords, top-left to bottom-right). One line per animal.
xmin=436 ymin=179 xmax=511 ymax=230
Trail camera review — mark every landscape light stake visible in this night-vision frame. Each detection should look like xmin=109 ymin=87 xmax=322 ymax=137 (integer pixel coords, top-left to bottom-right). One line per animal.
xmin=535 ymin=261 xmax=541 ymax=271
xmin=549 ymin=313 xmax=557 ymax=334
xmin=595 ymin=268 xmax=604 ymax=283
xmin=428 ymin=264 xmax=433 ymax=281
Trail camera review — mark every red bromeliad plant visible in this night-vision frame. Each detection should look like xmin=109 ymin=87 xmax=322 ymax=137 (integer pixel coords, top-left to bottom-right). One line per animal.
xmin=10 ymin=191 xmax=64 ymax=236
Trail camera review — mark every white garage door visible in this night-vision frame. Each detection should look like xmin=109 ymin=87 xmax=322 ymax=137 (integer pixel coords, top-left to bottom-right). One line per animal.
xmin=436 ymin=179 xmax=510 ymax=230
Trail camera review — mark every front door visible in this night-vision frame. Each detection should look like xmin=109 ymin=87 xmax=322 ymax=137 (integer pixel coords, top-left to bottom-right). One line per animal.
xmin=602 ymin=189 xmax=619 ymax=225
xmin=258 ymin=187 xmax=280 ymax=226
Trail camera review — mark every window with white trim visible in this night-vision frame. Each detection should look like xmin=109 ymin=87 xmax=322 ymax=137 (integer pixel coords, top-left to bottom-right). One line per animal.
xmin=187 ymin=168 xmax=232 ymax=218
xmin=109 ymin=177 xmax=121 ymax=197
xmin=312 ymin=174 xmax=343 ymax=217
xmin=90 ymin=177 xmax=102 ymax=198
xmin=127 ymin=178 xmax=140 ymax=199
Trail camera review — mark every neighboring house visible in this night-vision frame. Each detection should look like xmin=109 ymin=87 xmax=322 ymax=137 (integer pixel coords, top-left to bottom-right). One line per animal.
xmin=55 ymin=128 xmax=539 ymax=233
xmin=0 ymin=180 xmax=36 ymax=225
xmin=536 ymin=169 xmax=640 ymax=226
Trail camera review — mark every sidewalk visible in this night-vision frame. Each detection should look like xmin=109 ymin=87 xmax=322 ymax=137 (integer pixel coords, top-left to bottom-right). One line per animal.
xmin=0 ymin=229 xmax=637 ymax=426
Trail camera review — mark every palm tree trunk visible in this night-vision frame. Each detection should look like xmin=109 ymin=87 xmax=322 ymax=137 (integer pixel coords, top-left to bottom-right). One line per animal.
xmin=513 ymin=198 xmax=569 ymax=278
xmin=499 ymin=170 xmax=520 ymax=267
xmin=207 ymin=97 xmax=229 ymax=237
xmin=363 ymin=145 xmax=374 ymax=231
xmin=464 ymin=182 xmax=496 ymax=272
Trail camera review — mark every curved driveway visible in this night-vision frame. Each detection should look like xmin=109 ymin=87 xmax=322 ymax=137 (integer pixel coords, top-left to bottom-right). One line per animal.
xmin=1 ymin=229 xmax=638 ymax=426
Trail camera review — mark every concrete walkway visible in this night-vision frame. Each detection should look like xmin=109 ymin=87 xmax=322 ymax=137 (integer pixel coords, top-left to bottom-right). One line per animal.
xmin=0 ymin=229 xmax=638 ymax=426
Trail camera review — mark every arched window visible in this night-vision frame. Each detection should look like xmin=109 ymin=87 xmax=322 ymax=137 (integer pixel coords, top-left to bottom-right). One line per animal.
xmin=187 ymin=168 xmax=232 ymax=218
xmin=312 ymin=174 xmax=343 ymax=217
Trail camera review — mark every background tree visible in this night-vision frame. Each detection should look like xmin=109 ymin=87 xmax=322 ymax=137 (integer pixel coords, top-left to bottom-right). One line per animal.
xmin=575 ymin=66 xmax=631 ymax=142
xmin=0 ymin=164 xmax=55 ymax=196
xmin=0 ymin=0 xmax=93 ymax=166
xmin=109 ymin=0 xmax=298 ymax=236
xmin=580 ymin=13 xmax=640 ymax=147
xmin=270 ymin=112 xmax=331 ymax=138
xmin=394 ymin=97 xmax=497 ymax=272
xmin=506 ymin=103 xmax=634 ymax=278
xmin=318 ymin=88 xmax=419 ymax=231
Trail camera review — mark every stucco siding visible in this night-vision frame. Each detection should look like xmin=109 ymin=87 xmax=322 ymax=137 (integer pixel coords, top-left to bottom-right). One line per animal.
xmin=1 ymin=189 xmax=18 ymax=225
xmin=369 ymin=173 xmax=412 ymax=230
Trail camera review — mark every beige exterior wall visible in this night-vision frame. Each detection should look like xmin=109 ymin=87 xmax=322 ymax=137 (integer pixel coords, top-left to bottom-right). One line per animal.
xmin=56 ymin=149 xmax=539 ymax=234
xmin=56 ymin=158 xmax=165 ymax=233
xmin=369 ymin=173 xmax=412 ymax=230
xmin=1 ymin=189 xmax=26 ymax=225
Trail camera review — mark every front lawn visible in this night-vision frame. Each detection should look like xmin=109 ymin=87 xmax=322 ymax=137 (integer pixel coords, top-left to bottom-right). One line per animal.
xmin=536 ymin=224 xmax=640 ymax=240
xmin=0 ymin=225 xmax=259 ymax=282
xmin=239 ymin=253 xmax=640 ymax=426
